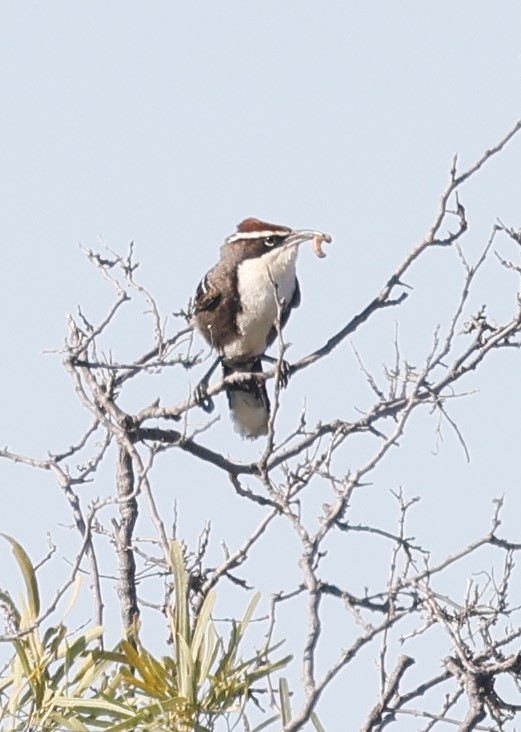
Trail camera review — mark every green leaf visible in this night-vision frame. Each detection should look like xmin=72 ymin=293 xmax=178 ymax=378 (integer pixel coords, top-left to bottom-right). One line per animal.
xmin=0 ymin=589 xmax=21 ymax=626
xmin=311 ymin=712 xmax=326 ymax=731
xmin=120 ymin=640 xmax=165 ymax=696
xmin=53 ymin=695 xmax=133 ymax=717
xmin=176 ymin=632 xmax=195 ymax=704
xmin=190 ymin=590 xmax=216 ymax=664
xmin=197 ymin=621 xmax=219 ymax=686
xmin=1 ymin=534 xmax=40 ymax=618
xmin=170 ymin=541 xmax=189 ymax=646
xmin=48 ymin=711 xmax=89 ymax=731
xmin=63 ymin=625 xmax=104 ymax=665
xmin=251 ymin=715 xmax=281 ymax=731
xmin=238 ymin=592 xmax=260 ymax=636
xmin=279 ymin=677 xmax=292 ymax=724
xmin=73 ymin=651 xmax=115 ymax=695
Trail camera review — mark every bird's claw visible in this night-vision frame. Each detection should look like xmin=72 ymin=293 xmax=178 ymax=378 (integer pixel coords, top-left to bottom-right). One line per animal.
xmin=193 ymin=383 xmax=215 ymax=413
xmin=275 ymin=359 xmax=293 ymax=389
xmin=261 ymin=355 xmax=293 ymax=389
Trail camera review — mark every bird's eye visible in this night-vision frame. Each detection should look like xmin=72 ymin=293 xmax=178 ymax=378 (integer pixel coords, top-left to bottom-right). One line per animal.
xmin=264 ymin=236 xmax=276 ymax=247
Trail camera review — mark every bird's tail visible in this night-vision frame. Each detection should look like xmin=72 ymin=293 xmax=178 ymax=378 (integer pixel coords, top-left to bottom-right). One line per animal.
xmin=223 ymin=359 xmax=270 ymax=439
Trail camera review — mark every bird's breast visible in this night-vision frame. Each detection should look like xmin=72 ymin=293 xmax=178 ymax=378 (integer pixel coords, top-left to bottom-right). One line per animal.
xmin=224 ymin=248 xmax=297 ymax=361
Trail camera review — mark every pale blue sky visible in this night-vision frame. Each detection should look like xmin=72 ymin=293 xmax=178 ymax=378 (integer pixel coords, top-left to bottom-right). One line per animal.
xmin=1 ymin=3 xmax=521 ymax=728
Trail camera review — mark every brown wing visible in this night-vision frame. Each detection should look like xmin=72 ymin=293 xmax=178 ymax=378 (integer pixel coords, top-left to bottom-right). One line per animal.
xmin=193 ymin=264 xmax=241 ymax=351
xmin=193 ymin=274 xmax=222 ymax=313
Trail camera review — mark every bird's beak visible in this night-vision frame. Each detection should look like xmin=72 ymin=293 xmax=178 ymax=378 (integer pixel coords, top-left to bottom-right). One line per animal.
xmin=283 ymin=229 xmax=332 ymax=250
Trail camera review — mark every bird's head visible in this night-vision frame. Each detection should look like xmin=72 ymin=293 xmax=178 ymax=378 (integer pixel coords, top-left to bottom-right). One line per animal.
xmin=222 ymin=218 xmax=331 ymax=263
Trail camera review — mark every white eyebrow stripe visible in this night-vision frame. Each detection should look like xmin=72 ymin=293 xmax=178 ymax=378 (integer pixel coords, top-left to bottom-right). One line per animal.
xmin=225 ymin=230 xmax=290 ymax=243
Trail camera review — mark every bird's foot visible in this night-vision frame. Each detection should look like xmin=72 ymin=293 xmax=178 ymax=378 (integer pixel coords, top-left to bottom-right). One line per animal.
xmin=262 ymin=355 xmax=293 ymax=389
xmin=276 ymin=359 xmax=293 ymax=389
xmin=193 ymin=382 xmax=215 ymax=413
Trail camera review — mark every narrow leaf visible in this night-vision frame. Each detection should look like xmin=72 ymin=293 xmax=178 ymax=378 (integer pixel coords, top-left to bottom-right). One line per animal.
xmin=251 ymin=715 xmax=281 ymax=732
xmin=311 ymin=712 xmax=326 ymax=732
xmin=1 ymin=534 xmax=40 ymax=618
xmin=279 ymin=677 xmax=292 ymax=724
xmin=170 ymin=541 xmax=189 ymax=646
xmin=238 ymin=592 xmax=260 ymax=637
xmin=191 ymin=590 xmax=216 ymax=662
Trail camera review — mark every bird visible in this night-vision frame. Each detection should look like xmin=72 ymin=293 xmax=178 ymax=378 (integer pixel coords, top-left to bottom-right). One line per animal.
xmin=192 ymin=217 xmax=330 ymax=438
